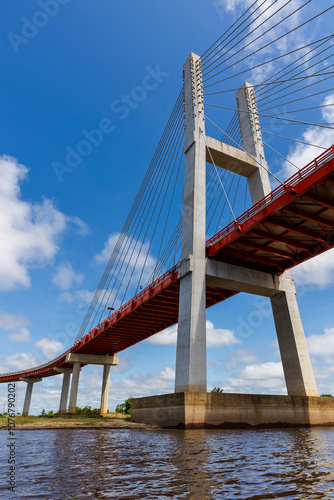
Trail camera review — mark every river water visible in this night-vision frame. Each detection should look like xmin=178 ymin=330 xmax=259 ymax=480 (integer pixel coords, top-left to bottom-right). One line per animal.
xmin=0 ymin=427 xmax=334 ymax=499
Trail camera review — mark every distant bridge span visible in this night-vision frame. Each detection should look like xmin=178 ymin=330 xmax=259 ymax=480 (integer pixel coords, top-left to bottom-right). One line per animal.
xmin=1 ymin=145 xmax=333 ymax=383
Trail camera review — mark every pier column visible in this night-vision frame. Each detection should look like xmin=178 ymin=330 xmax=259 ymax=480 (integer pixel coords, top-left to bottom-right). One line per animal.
xmin=20 ymin=378 xmax=42 ymax=416
xmin=68 ymin=362 xmax=81 ymax=414
xmin=175 ymin=53 xmax=207 ymax=393
xmin=55 ymin=367 xmax=72 ymax=415
xmin=100 ymin=364 xmax=111 ymax=415
xmin=237 ymin=82 xmax=318 ymax=397
xmin=271 ymin=279 xmax=318 ymax=396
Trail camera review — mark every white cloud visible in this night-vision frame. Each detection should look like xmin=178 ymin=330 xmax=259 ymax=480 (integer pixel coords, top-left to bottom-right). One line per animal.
xmin=94 ymin=232 xmax=157 ymax=294
xmin=147 ymin=320 xmax=241 ymax=347
xmin=278 ymin=94 xmax=334 ymax=180
xmin=5 ymin=352 xmax=38 ymax=370
xmin=0 ymin=155 xmax=88 ymax=291
xmin=68 ymin=216 xmax=90 ymax=237
xmin=8 ymin=327 xmax=31 ymax=342
xmin=292 ymin=249 xmax=334 ymax=289
xmin=34 ymin=338 xmax=65 ymax=359
xmin=307 ymin=328 xmax=334 ymax=356
xmin=239 ymin=361 xmax=284 ymax=380
xmin=0 ymin=311 xmax=30 ymax=330
xmin=224 ymin=348 xmax=258 ymax=371
xmin=0 ymin=311 xmax=32 ymax=342
xmin=215 ymin=0 xmax=306 ymax=83
xmin=52 ymin=261 xmax=84 ymax=291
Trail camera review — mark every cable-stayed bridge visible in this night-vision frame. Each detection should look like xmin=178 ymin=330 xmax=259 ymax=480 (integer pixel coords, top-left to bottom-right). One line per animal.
xmin=1 ymin=1 xmax=334 ymax=425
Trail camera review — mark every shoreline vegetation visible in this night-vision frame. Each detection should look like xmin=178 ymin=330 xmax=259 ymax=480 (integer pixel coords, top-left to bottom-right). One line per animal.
xmin=0 ymin=414 xmax=156 ymax=431
xmin=0 ymin=398 xmax=158 ymax=430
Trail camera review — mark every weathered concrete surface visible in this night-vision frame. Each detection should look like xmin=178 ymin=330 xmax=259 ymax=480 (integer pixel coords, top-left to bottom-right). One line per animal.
xmin=175 ymin=52 xmax=207 ymax=393
xmin=66 ymin=353 xmax=119 ymax=365
xmin=20 ymin=378 xmax=42 ymax=417
xmin=131 ymin=393 xmax=334 ymax=429
xmin=205 ymin=135 xmax=258 ymax=177
xmin=100 ymin=364 xmax=111 ymax=415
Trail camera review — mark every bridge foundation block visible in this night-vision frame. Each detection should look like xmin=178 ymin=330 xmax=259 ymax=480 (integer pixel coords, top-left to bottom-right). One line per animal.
xmin=131 ymin=392 xmax=334 ymax=429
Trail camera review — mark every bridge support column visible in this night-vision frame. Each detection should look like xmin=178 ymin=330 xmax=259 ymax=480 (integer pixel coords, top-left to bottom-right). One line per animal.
xmin=100 ymin=365 xmax=111 ymax=415
xmin=175 ymin=53 xmax=207 ymax=393
xmin=55 ymin=368 xmax=72 ymax=415
xmin=68 ymin=362 xmax=81 ymax=414
xmin=237 ymin=82 xmax=318 ymax=397
xmin=271 ymin=284 xmax=318 ymax=396
xmin=20 ymin=378 xmax=42 ymax=416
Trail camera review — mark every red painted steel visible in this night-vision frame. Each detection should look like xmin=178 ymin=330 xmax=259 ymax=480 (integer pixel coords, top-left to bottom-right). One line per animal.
xmin=1 ymin=146 xmax=334 ymax=382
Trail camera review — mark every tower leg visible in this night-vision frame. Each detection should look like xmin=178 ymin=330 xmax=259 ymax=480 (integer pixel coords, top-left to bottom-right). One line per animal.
xmin=100 ymin=364 xmax=111 ymax=415
xmin=175 ymin=52 xmax=207 ymax=393
xmin=271 ymin=280 xmax=318 ymax=396
xmin=21 ymin=378 xmax=42 ymax=416
xmin=59 ymin=370 xmax=72 ymax=414
xmin=68 ymin=362 xmax=81 ymax=414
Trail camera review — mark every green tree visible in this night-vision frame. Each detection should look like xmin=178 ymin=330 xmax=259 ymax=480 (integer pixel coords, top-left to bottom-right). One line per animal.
xmin=320 ymin=394 xmax=333 ymax=397
xmin=115 ymin=397 xmax=133 ymax=415
xmin=211 ymin=387 xmax=223 ymax=393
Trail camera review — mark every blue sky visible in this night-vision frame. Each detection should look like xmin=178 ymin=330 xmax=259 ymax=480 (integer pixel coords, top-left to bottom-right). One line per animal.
xmin=1 ymin=0 xmax=334 ymax=414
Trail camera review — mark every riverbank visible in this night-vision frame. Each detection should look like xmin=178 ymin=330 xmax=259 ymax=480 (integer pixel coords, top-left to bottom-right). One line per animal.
xmin=0 ymin=415 xmax=157 ymax=430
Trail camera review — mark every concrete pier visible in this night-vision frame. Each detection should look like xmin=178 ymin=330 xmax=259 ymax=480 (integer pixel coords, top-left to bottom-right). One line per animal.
xmin=20 ymin=378 xmax=42 ymax=417
xmin=55 ymin=368 xmax=72 ymax=414
xmin=175 ymin=52 xmax=207 ymax=393
xmin=100 ymin=364 xmax=111 ymax=415
xmin=68 ymin=362 xmax=81 ymax=414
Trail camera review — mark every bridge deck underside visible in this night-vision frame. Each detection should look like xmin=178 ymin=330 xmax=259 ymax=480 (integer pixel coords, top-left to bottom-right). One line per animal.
xmin=208 ymin=155 xmax=334 ymax=275
xmin=1 ymin=147 xmax=333 ymax=382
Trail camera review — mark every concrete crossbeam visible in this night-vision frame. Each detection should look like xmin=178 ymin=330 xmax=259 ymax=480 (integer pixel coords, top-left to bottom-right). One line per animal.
xmin=205 ymin=135 xmax=258 ymax=177
xmin=66 ymin=353 xmax=119 ymax=366
xmin=206 ymin=259 xmax=287 ymax=297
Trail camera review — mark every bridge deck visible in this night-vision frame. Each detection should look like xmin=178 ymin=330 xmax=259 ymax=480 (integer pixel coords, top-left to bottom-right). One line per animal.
xmin=1 ymin=146 xmax=333 ymax=382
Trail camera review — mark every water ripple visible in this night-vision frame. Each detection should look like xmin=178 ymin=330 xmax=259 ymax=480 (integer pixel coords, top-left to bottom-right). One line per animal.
xmin=0 ymin=428 xmax=333 ymax=499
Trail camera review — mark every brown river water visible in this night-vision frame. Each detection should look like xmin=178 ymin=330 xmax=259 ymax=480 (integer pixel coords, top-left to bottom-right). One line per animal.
xmin=0 ymin=427 xmax=334 ymax=499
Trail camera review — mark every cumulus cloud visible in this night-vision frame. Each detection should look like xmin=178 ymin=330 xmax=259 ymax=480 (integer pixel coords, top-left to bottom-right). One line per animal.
xmin=224 ymin=348 xmax=258 ymax=371
xmin=94 ymin=232 xmax=158 ymax=300
xmin=292 ymin=249 xmax=334 ymax=289
xmin=213 ymin=0 xmax=307 ymax=83
xmin=5 ymin=352 xmax=38 ymax=371
xmin=8 ymin=327 xmax=31 ymax=342
xmin=0 ymin=311 xmax=32 ymax=342
xmin=147 ymin=320 xmax=241 ymax=347
xmin=278 ymin=94 xmax=334 ymax=180
xmin=0 ymin=311 xmax=30 ymax=331
xmin=0 ymin=155 xmax=88 ymax=291
xmin=239 ymin=361 xmax=284 ymax=380
xmin=34 ymin=338 xmax=65 ymax=359
xmin=52 ymin=261 xmax=84 ymax=291
xmin=307 ymin=328 xmax=334 ymax=356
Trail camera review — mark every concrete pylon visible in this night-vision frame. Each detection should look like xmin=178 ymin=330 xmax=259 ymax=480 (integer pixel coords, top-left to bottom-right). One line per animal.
xmin=68 ymin=362 xmax=81 ymax=414
xmin=175 ymin=53 xmax=207 ymax=393
xmin=236 ymin=82 xmax=318 ymax=397
xmin=20 ymin=378 xmax=42 ymax=416
xmin=100 ymin=365 xmax=111 ymax=415
xmin=55 ymin=367 xmax=72 ymax=415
